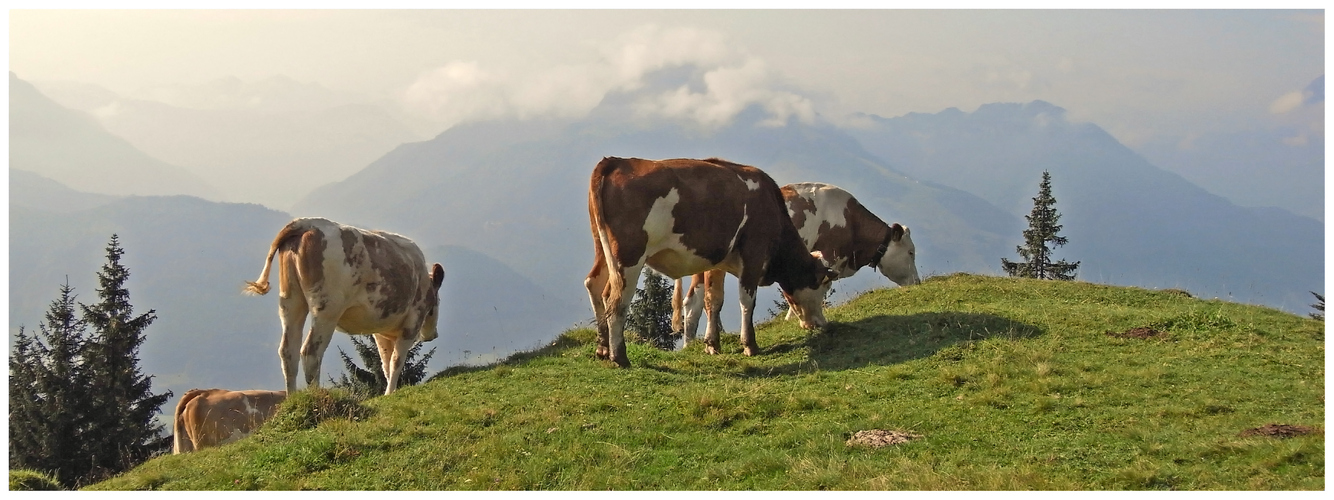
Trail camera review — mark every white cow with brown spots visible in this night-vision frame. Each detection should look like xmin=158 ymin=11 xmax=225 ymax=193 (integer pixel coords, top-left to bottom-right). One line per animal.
xmin=245 ymin=217 xmax=445 ymax=395
xmin=585 ymin=157 xmax=837 ymax=367
xmin=173 ymin=388 xmax=287 ymax=454
xmin=674 ymin=182 xmax=920 ymax=342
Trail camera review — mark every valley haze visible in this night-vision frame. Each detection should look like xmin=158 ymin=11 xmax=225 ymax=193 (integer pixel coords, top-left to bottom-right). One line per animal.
xmin=6 ymin=10 xmax=1324 ymax=420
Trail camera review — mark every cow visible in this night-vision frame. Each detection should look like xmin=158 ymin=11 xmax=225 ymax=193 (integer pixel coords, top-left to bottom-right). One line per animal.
xmin=674 ymin=182 xmax=920 ymax=342
xmin=585 ymin=157 xmax=837 ymax=367
xmin=173 ymin=388 xmax=287 ymax=454
xmin=245 ymin=217 xmax=445 ymax=395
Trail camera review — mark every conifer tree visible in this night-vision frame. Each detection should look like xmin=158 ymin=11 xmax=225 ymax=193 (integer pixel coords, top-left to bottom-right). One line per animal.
xmin=332 ymin=336 xmax=437 ymax=397
xmin=8 ymin=282 xmax=97 ymax=487
xmin=1002 ymin=171 xmax=1080 ymax=280
xmin=627 ymin=268 xmax=677 ymax=350
xmin=80 ymin=235 xmax=172 ymax=479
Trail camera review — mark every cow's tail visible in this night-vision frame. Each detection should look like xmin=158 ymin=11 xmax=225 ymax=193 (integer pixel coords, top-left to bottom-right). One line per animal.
xmin=173 ymin=389 xmax=208 ymax=454
xmin=244 ymin=220 xmax=305 ymax=296
xmin=590 ymin=158 xmax=628 ymax=316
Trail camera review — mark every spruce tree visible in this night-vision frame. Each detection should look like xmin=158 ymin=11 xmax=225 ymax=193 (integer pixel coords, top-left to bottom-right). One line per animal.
xmin=627 ymin=268 xmax=677 ymax=350
xmin=1002 ymin=171 xmax=1080 ymax=280
xmin=8 ymin=282 xmax=97 ymax=487
xmin=79 ymin=235 xmax=172 ymax=480
xmin=332 ymin=335 xmax=437 ymax=397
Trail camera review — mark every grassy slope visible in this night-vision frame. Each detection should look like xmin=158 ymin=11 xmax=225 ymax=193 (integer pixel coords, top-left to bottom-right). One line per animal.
xmin=90 ymin=274 xmax=1324 ymax=490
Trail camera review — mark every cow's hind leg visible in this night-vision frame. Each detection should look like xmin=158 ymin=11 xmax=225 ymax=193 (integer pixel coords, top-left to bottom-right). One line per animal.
xmin=606 ymin=263 xmax=643 ymax=368
xmin=584 ymin=256 xmax=612 ymax=360
xmin=277 ymin=284 xmax=309 ymax=394
xmin=300 ymin=310 xmax=340 ymax=391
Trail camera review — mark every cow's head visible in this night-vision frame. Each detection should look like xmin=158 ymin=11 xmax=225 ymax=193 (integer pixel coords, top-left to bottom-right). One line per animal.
xmin=419 ymin=263 xmax=446 ymax=342
xmin=781 ymin=251 xmax=838 ymax=329
xmin=876 ymin=223 xmax=920 ymax=286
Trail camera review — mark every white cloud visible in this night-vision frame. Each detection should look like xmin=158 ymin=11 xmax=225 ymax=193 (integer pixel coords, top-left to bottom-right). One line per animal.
xmin=399 ymin=25 xmax=808 ymax=130
xmin=636 ymin=58 xmax=815 ymax=128
xmin=1268 ymin=90 xmax=1304 ymax=114
xmin=402 ymin=61 xmax=510 ymax=125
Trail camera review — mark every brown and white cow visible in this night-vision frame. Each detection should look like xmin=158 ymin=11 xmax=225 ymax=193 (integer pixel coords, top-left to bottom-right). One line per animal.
xmin=675 ymin=182 xmax=920 ymax=341
xmin=585 ymin=157 xmax=837 ymax=366
xmin=245 ymin=218 xmax=445 ymax=395
xmin=173 ymin=388 xmax=287 ymax=454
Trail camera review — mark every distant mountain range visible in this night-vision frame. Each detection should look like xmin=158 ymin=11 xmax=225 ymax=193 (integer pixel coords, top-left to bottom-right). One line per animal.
xmin=9 ymin=72 xmax=219 ymax=200
xmin=30 ymin=75 xmax=428 ymax=210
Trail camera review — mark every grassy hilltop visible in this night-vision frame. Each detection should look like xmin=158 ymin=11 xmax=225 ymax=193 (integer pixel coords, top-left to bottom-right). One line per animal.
xmin=89 ymin=274 xmax=1324 ymax=490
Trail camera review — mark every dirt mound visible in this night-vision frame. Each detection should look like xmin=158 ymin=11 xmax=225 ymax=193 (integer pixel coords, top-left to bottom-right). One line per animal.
xmin=846 ymin=429 xmax=921 ymax=448
xmin=1107 ymin=327 xmax=1165 ymax=339
xmin=1239 ymin=424 xmax=1317 ymax=439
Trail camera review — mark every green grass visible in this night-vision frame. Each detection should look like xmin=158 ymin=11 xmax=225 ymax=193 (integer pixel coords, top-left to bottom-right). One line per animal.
xmin=88 ymin=274 xmax=1324 ymax=490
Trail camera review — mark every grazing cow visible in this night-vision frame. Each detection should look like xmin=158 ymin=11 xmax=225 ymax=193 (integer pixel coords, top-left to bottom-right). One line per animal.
xmin=173 ymin=389 xmax=287 ymax=454
xmin=674 ymin=182 xmax=920 ymax=341
xmin=585 ymin=157 xmax=837 ymax=366
xmin=245 ymin=217 xmax=445 ymax=395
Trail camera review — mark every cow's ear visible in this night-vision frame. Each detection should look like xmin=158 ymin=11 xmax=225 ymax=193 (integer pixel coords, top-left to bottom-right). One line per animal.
xmin=890 ymin=223 xmax=905 ymax=242
xmin=431 ymin=263 xmax=445 ymax=288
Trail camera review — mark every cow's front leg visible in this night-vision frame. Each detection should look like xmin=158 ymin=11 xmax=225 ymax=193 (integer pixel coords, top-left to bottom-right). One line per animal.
xmin=680 ymin=274 xmax=706 ymax=347
xmin=702 ymin=270 xmax=726 ymax=355
xmin=738 ymin=285 xmax=760 ymax=356
xmin=373 ymin=333 xmax=396 ymax=392
xmin=383 ymin=334 xmax=415 ymax=395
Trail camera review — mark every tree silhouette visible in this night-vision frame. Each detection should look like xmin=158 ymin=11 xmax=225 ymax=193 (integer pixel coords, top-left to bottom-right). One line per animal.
xmin=80 ymin=235 xmax=172 ymax=480
xmin=1002 ymin=171 xmax=1080 ymax=280
xmin=331 ymin=335 xmax=436 ymax=397
xmin=627 ymin=268 xmax=678 ymax=350
xmin=9 ymin=236 xmax=170 ymax=488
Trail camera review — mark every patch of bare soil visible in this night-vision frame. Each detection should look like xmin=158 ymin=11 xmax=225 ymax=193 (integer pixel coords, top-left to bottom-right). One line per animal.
xmin=1107 ymin=327 xmax=1165 ymax=339
xmin=1239 ymin=424 xmax=1318 ymax=439
xmin=846 ymin=429 xmax=921 ymax=448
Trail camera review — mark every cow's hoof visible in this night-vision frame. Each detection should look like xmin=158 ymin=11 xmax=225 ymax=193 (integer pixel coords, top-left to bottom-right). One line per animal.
xmin=595 ymin=346 xmax=610 ymax=360
xmin=743 ymin=346 xmax=759 ymax=357
xmin=705 ymin=344 xmax=720 ymax=355
xmin=612 ymin=356 xmax=631 ymax=368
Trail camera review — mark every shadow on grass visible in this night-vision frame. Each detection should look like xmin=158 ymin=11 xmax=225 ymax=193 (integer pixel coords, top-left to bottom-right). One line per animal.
xmin=755 ymin=311 xmax=1044 ymax=375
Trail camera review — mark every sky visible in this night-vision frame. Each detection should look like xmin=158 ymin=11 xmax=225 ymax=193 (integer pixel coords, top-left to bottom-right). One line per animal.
xmin=9 ymin=9 xmax=1323 ymax=146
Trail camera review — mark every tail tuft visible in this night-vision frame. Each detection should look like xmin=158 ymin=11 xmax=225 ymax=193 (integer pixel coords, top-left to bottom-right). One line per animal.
xmin=243 ymin=281 xmax=270 ymax=296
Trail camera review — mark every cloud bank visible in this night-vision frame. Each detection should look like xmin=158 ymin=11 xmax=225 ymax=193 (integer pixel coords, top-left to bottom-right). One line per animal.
xmin=400 ymin=25 xmax=815 ymax=130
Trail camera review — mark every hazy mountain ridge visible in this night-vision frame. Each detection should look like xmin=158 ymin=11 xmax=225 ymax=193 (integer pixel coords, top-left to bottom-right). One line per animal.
xmin=30 ymin=75 xmax=429 ymax=210
xmin=847 ymin=101 xmax=1322 ymax=311
xmin=9 ymin=73 xmax=220 ymax=200
xmin=10 ymin=169 xmax=122 ymax=212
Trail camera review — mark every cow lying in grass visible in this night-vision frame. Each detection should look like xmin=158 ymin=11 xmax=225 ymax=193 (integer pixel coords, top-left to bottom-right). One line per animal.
xmin=173 ymin=389 xmax=287 ymax=454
